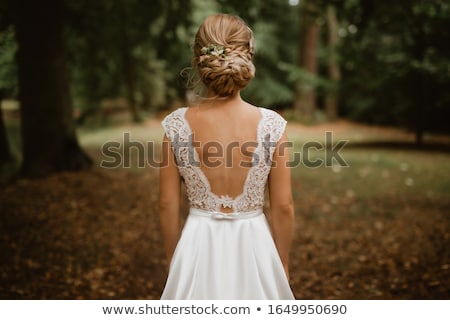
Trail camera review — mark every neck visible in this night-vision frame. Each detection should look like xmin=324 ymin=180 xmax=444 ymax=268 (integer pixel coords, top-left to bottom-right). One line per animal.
xmin=191 ymin=91 xmax=242 ymax=109
xmin=207 ymin=91 xmax=242 ymax=103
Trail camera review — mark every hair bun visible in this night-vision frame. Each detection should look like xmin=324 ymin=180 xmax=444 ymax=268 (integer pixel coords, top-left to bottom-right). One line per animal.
xmin=193 ymin=14 xmax=255 ymax=97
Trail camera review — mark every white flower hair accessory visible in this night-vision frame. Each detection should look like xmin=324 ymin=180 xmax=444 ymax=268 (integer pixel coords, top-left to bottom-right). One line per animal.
xmin=201 ymin=43 xmax=226 ymax=58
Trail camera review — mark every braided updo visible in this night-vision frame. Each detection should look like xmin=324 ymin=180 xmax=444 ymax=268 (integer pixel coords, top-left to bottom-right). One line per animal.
xmin=193 ymin=14 xmax=255 ymax=98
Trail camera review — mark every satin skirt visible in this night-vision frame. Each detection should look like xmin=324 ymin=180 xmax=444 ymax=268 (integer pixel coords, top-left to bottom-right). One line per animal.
xmin=160 ymin=208 xmax=295 ymax=300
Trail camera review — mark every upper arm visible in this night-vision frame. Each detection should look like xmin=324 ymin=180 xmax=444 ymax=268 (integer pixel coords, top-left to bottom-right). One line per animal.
xmin=268 ymin=131 xmax=293 ymax=210
xmin=159 ymin=135 xmax=181 ymax=209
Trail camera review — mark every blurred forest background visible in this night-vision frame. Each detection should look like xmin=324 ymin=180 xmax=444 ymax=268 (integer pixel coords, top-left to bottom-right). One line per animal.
xmin=0 ymin=0 xmax=449 ymax=299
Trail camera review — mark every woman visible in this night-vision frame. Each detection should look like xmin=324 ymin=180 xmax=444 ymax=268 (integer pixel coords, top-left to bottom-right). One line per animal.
xmin=159 ymin=13 xmax=295 ymax=299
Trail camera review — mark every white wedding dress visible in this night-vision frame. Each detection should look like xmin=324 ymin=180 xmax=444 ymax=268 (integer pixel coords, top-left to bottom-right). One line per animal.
xmin=160 ymin=107 xmax=295 ymax=300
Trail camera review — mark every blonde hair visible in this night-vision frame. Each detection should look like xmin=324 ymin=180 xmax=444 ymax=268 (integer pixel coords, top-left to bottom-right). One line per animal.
xmin=192 ymin=14 xmax=255 ymax=98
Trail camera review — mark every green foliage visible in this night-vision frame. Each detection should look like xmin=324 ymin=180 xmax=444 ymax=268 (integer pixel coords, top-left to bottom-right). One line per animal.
xmin=65 ymin=0 xmax=193 ymax=117
xmin=338 ymin=0 xmax=450 ymax=134
xmin=0 ymin=0 xmax=448 ymax=136
xmin=219 ymin=0 xmax=300 ymax=107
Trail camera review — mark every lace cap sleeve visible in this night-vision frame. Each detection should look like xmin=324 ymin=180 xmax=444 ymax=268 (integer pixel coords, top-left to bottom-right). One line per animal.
xmin=261 ymin=108 xmax=287 ymax=145
xmin=160 ymin=108 xmax=187 ymax=143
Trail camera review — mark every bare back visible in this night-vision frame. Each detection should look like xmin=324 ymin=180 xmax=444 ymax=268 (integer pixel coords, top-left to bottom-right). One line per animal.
xmin=184 ymin=101 xmax=261 ymax=205
xmin=161 ymin=99 xmax=286 ymax=213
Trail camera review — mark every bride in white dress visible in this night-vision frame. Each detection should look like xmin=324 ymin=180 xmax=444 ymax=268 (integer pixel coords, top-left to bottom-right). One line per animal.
xmin=159 ymin=14 xmax=295 ymax=300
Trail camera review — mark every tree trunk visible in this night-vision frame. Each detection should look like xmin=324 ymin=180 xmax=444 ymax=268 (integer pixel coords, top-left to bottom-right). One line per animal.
xmin=415 ymin=71 xmax=425 ymax=147
xmin=294 ymin=0 xmax=320 ymax=121
xmin=13 ymin=0 xmax=91 ymax=178
xmin=325 ymin=5 xmax=341 ymax=121
xmin=119 ymin=0 xmax=142 ymax=123
xmin=413 ymin=25 xmax=427 ymax=147
xmin=0 ymin=91 xmax=13 ymax=166
xmin=122 ymin=49 xmax=142 ymax=123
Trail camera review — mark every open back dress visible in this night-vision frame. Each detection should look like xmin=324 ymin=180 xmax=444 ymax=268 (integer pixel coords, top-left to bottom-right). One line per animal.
xmin=160 ymin=106 xmax=294 ymax=299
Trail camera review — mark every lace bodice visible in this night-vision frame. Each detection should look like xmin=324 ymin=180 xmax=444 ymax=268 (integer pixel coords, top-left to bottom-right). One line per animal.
xmin=161 ymin=107 xmax=286 ymax=213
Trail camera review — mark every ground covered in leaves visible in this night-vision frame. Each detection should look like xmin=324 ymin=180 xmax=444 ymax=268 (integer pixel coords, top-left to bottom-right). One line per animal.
xmin=0 ymin=119 xmax=449 ymax=299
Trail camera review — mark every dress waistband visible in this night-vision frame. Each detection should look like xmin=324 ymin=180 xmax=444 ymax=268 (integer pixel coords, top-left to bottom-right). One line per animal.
xmin=189 ymin=207 xmax=263 ymax=220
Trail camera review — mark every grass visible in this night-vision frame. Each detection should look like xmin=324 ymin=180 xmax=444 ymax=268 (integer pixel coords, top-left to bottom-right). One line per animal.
xmin=287 ymin=138 xmax=449 ymax=299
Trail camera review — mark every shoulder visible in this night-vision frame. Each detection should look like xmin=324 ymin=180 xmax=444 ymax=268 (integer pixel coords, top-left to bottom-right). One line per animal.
xmin=161 ymin=107 xmax=187 ymax=126
xmin=161 ymin=107 xmax=188 ymax=138
xmin=259 ymin=107 xmax=287 ymax=124
xmin=258 ymin=107 xmax=287 ymax=142
xmin=259 ymin=107 xmax=287 ymax=129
